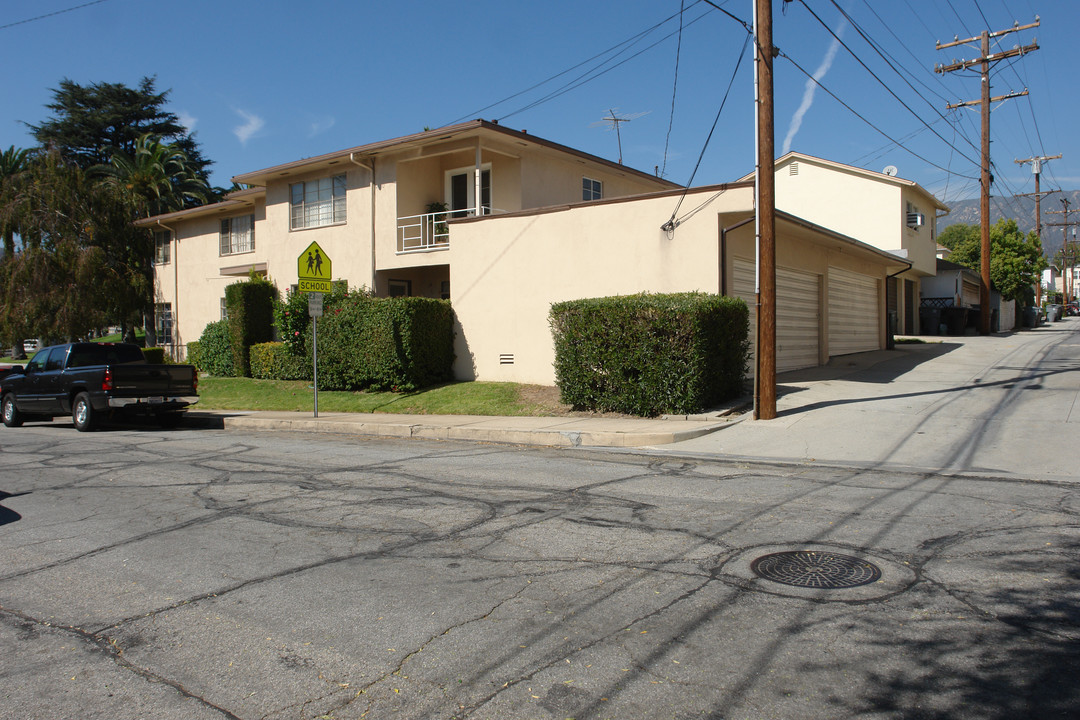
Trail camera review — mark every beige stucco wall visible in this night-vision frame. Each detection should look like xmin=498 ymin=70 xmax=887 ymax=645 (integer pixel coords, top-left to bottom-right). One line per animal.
xmin=774 ymin=158 xmax=939 ymax=277
xmin=153 ymin=198 xmax=267 ymax=356
xmin=449 ymin=185 xmax=902 ymax=385
xmin=449 ymin=187 xmax=751 ymax=384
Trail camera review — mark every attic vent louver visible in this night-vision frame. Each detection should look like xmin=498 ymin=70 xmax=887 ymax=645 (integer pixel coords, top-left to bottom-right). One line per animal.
xmin=789 ymin=162 xmax=799 ymax=176
xmin=499 ymin=354 xmax=515 ymax=365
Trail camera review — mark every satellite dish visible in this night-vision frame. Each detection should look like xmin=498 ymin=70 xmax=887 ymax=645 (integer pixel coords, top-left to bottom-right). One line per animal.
xmin=883 ymin=165 xmax=899 ymax=177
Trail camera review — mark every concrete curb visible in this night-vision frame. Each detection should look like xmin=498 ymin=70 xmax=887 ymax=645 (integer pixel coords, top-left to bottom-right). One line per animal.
xmin=186 ymin=411 xmax=740 ymax=448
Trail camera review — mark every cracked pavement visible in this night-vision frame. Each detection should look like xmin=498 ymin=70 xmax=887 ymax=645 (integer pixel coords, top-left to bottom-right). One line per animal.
xmin=1 ymin=424 xmax=1078 ymax=719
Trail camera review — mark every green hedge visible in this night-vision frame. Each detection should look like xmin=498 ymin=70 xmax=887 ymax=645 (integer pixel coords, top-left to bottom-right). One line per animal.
xmin=549 ymin=292 xmax=749 ymax=416
xmin=225 ymin=275 xmax=277 ymax=377
xmin=190 ymin=320 xmax=235 ymax=377
xmin=250 ymin=342 xmax=311 ymax=380
xmin=313 ymin=293 xmax=454 ymax=391
xmin=142 ymin=347 xmax=167 ymax=364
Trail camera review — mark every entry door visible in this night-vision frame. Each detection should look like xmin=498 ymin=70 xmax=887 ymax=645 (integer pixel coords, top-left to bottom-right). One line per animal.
xmin=447 ymin=167 xmax=491 ymax=218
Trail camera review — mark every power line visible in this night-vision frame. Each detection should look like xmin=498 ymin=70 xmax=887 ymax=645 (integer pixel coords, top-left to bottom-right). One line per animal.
xmin=661 ymin=0 xmax=687 ymax=179
xmin=0 ymin=0 xmax=110 ymax=31
xmin=778 ymin=51 xmax=978 ymax=180
xmin=802 ymin=0 xmax=981 ymax=163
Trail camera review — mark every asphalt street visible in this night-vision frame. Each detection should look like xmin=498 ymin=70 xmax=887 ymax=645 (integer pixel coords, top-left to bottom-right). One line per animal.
xmin=1 ymin=415 xmax=1078 ymax=719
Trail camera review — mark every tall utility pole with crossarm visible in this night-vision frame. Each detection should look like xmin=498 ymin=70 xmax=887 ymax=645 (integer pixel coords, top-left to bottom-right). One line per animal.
xmin=936 ymin=19 xmax=1039 ymax=334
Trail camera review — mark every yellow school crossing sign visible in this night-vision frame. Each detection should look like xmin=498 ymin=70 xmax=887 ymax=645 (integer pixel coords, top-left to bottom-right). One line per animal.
xmin=297 ymin=241 xmax=332 ymax=293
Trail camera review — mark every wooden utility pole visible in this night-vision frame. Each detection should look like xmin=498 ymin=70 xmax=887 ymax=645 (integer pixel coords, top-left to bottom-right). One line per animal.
xmin=1015 ymin=154 xmax=1060 ymax=240
xmin=936 ymin=19 xmax=1039 ymax=334
xmin=1047 ymin=198 xmax=1079 ymax=302
xmin=754 ymin=0 xmax=777 ymax=420
xmin=1016 ymin=154 xmax=1060 ymax=306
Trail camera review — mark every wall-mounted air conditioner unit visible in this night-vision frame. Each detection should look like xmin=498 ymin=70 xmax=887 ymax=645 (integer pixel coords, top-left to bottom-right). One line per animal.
xmin=906 ymin=212 xmax=925 ymax=228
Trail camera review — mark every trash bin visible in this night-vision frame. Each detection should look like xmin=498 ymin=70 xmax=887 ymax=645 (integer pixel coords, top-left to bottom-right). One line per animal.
xmin=919 ymin=307 xmax=941 ymax=336
xmin=943 ymin=307 xmax=968 ymax=335
xmin=1023 ymin=306 xmax=1038 ymax=327
xmin=1047 ymin=305 xmax=1060 ymax=322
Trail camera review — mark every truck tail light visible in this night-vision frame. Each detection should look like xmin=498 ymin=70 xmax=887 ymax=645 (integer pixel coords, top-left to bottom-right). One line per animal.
xmin=102 ymin=368 xmax=113 ymax=391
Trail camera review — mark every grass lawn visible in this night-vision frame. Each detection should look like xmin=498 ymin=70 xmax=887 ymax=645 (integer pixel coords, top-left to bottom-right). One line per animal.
xmin=196 ymin=376 xmax=570 ymax=417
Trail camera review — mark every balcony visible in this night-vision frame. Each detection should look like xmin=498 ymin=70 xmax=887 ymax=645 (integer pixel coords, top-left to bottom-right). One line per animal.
xmin=397 ymin=207 xmax=496 ymax=254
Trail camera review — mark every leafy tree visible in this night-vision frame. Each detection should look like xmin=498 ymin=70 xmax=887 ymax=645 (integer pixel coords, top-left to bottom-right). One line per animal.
xmin=26 ymin=76 xmax=214 ymax=196
xmin=0 ymin=150 xmax=149 ymax=344
xmin=946 ymin=220 xmax=1047 ymax=303
xmin=937 ymin=223 xmax=978 ymax=252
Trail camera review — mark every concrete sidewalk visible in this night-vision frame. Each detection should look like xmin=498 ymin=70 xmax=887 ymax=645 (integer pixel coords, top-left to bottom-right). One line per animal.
xmin=188 ymin=319 xmax=1079 ymax=479
xmin=670 ymin=318 xmax=1080 ymax=480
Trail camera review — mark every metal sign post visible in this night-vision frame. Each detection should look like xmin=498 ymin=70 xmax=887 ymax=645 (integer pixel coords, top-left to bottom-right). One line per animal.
xmin=308 ymin=291 xmax=323 ymax=417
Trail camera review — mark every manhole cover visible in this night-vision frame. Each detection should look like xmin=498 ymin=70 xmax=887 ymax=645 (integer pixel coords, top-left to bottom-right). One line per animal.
xmin=750 ymin=550 xmax=882 ymax=589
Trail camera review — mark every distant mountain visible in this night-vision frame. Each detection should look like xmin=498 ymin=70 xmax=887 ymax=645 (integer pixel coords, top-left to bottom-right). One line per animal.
xmin=938 ymin=190 xmax=1080 ymax=256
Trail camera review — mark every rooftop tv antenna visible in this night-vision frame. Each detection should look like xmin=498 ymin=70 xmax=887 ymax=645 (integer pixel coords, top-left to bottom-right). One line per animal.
xmin=592 ymin=108 xmax=649 ymax=164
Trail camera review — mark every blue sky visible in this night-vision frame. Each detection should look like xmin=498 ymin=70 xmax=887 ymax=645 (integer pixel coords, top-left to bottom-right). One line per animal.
xmin=1 ymin=0 xmax=1074 ymax=213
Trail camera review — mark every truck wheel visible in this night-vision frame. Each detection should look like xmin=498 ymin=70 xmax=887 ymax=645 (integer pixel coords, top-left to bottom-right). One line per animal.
xmin=2 ymin=394 xmax=23 ymax=428
xmin=72 ymin=392 xmax=97 ymax=432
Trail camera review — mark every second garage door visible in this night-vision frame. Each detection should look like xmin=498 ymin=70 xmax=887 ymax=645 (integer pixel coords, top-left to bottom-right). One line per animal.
xmin=828 ymin=267 xmax=880 ymax=356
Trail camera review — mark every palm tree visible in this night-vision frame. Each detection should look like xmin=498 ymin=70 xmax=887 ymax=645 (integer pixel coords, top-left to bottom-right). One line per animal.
xmin=0 ymin=146 xmax=32 ymax=257
xmin=92 ymin=133 xmax=212 ymax=218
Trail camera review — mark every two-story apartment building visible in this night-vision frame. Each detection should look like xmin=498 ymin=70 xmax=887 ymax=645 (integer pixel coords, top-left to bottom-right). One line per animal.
xmin=142 ymin=123 xmax=925 ymax=386
xmin=763 ymin=152 xmax=949 ymax=335
xmin=138 ymin=120 xmax=678 ymax=354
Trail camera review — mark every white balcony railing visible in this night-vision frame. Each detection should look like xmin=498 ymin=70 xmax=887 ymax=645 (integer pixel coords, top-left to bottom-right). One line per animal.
xmin=397 ymin=207 xmax=497 ymax=254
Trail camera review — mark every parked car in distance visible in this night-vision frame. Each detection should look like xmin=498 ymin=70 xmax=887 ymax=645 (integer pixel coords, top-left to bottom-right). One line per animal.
xmin=1 ymin=342 xmax=198 ymax=431
xmin=1066 ymin=302 xmax=1079 ymax=317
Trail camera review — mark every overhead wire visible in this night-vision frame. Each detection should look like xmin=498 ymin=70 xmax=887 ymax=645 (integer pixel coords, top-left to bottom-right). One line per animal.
xmin=661 ymin=0 xmax=687 ymax=179
xmin=776 ymin=49 xmax=977 ymax=180
xmin=445 ymin=1 xmax=707 ymax=126
xmin=663 ymin=32 xmax=752 ymax=231
xmin=806 ymin=0 xmax=981 ymax=163
xmin=0 ymin=0 xmax=110 ymax=31
xmin=493 ymin=7 xmax=714 ymax=123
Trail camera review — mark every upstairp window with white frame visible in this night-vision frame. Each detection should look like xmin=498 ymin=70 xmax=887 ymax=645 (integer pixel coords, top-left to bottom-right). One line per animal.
xmin=290 ymin=175 xmax=346 ymax=229
xmin=154 ymin=230 xmax=171 ymax=265
xmin=220 ymin=214 xmax=255 ymax=255
xmin=583 ymin=177 xmax=602 ymax=201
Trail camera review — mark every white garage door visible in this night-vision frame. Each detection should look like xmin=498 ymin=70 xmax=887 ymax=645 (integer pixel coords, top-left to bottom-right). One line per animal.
xmin=732 ymin=259 xmax=821 ymax=372
xmin=828 ymin=267 xmax=880 ymax=356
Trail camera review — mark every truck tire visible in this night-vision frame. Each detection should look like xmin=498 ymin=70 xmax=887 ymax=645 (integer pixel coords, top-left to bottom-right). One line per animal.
xmin=2 ymin=394 xmax=23 ymax=428
xmin=72 ymin=392 xmax=97 ymax=432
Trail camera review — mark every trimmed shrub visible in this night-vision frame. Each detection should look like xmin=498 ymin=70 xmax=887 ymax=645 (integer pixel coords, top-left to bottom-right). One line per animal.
xmin=191 ymin=320 xmax=235 ymax=377
xmin=313 ymin=292 xmax=454 ymax=392
xmin=142 ymin=347 xmax=167 ymax=364
xmin=549 ymin=292 xmax=749 ymax=416
xmin=225 ymin=274 xmax=277 ymax=377
xmin=249 ymin=342 xmax=311 ymax=380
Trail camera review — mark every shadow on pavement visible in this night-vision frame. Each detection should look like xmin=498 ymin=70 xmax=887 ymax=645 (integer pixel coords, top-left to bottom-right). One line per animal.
xmin=0 ymin=491 xmax=28 ymax=526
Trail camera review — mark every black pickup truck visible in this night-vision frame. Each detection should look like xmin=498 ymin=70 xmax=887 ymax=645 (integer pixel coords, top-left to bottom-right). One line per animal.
xmin=1 ymin=343 xmax=198 ymax=431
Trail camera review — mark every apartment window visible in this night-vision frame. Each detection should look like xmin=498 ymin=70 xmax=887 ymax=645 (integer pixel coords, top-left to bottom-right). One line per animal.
xmin=388 ymin=279 xmax=411 ymax=297
xmin=220 ymin=214 xmax=255 ymax=255
xmin=582 ymin=177 xmax=602 ymax=201
xmin=440 ymin=280 xmax=451 ymax=301
xmin=154 ymin=230 xmax=171 ymax=265
xmin=220 ymin=297 xmax=228 ymax=321
xmin=290 ymin=175 xmax=346 ymax=229
xmin=155 ymin=303 xmax=174 ymax=345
